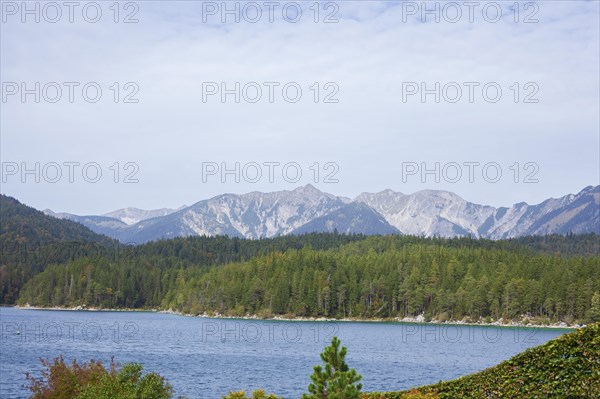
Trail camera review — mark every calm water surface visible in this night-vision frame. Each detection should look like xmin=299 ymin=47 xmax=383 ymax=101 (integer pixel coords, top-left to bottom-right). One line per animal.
xmin=0 ymin=307 xmax=571 ymax=398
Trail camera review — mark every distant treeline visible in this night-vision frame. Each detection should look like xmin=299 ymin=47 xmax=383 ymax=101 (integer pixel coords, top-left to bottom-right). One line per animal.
xmin=1 ymin=230 xmax=366 ymax=303
xmin=17 ymin=235 xmax=600 ymax=324
xmin=509 ymin=232 xmax=600 ymax=257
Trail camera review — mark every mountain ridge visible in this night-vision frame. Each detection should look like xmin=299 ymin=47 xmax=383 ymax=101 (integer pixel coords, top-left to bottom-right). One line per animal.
xmin=41 ymin=185 xmax=600 ymax=243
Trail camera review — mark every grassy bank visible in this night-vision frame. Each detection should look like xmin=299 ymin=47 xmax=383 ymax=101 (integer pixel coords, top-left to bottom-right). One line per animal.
xmin=364 ymin=323 xmax=600 ymax=399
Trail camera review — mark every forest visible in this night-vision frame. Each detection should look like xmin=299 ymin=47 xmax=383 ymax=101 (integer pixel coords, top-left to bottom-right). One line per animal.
xmin=0 ymin=194 xmax=365 ymax=303
xmin=16 ymin=235 xmax=600 ymax=324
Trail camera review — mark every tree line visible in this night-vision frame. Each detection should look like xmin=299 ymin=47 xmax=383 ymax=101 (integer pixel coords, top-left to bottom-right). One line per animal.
xmin=17 ymin=235 xmax=600 ymax=324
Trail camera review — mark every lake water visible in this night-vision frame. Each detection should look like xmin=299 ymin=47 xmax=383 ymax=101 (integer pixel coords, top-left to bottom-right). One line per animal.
xmin=0 ymin=307 xmax=572 ymax=398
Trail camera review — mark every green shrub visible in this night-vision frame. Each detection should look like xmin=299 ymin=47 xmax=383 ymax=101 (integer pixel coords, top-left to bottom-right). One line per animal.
xmin=26 ymin=357 xmax=174 ymax=399
xmin=362 ymin=390 xmax=439 ymax=399
xmin=77 ymin=363 xmax=173 ymax=399
xmin=222 ymin=390 xmax=282 ymax=399
xmin=26 ymin=356 xmax=108 ymax=399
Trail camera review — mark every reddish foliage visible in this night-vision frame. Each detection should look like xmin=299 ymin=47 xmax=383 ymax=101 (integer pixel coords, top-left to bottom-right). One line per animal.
xmin=25 ymin=356 xmax=116 ymax=399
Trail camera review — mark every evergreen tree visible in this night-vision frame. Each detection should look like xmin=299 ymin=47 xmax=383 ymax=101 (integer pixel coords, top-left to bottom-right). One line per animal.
xmin=302 ymin=337 xmax=362 ymax=399
xmin=588 ymin=292 xmax=600 ymax=322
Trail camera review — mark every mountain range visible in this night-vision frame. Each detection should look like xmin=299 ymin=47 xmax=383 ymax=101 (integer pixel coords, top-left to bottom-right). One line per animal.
xmin=43 ymin=185 xmax=600 ymax=244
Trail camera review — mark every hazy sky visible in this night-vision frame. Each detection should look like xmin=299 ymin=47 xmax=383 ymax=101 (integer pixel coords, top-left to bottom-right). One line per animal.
xmin=1 ymin=1 xmax=599 ymax=215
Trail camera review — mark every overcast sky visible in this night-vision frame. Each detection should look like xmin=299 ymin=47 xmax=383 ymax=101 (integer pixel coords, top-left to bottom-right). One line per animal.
xmin=1 ymin=1 xmax=599 ymax=215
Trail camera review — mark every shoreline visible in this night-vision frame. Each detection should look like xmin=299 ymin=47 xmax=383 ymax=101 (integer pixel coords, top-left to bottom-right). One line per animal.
xmin=11 ymin=305 xmax=579 ymax=330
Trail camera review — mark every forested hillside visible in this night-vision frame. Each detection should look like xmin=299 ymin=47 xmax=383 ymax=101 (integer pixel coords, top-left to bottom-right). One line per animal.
xmin=18 ymin=236 xmax=600 ymax=324
xmin=13 ymin=233 xmax=368 ymax=309
xmin=509 ymin=233 xmax=599 ymax=257
xmin=0 ymin=195 xmax=369 ymax=304
xmin=0 ymin=195 xmax=116 ymax=303
xmin=0 ymin=195 xmax=114 ymax=245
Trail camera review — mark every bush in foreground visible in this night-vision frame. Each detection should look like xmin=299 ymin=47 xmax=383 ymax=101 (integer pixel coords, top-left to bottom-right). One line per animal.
xmin=26 ymin=356 xmax=174 ymax=399
xmin=222 ymin=390 xmax=282 ymax=399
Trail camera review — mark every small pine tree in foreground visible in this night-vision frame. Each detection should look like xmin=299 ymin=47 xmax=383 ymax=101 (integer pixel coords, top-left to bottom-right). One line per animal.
xmin=302 ymin=336 xmax=363 ymax=399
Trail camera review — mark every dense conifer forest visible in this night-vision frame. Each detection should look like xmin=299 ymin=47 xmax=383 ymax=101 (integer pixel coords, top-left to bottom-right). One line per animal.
xmin=14 ymin=235 xmax=600 ymax=324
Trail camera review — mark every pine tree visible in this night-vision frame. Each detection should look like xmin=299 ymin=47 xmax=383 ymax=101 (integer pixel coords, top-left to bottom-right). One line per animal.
xmin=302 ymin=336 xmax=362 ymax=399
xmin=588 ymin=292 xmax=600 ymax=322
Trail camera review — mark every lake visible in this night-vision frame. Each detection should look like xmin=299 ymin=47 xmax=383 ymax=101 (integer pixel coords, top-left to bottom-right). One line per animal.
xmin=0 ymin=307 xmax=572 ymax=398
